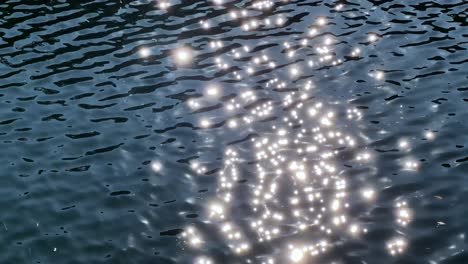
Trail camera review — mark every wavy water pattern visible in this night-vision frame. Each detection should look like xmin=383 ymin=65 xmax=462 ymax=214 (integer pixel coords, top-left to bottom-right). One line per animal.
xmin=0 ymin=0 xmax=467 ymax=263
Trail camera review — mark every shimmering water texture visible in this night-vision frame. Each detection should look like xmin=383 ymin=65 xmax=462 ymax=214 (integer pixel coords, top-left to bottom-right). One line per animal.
xmin=1 ymin=0 xmax=467 ymax=263
xmin=178 ymin=1 xmax=410 ymax=263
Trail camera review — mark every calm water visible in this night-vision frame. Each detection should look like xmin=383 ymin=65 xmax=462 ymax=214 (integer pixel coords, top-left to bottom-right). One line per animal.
xmin=0 ymin=0 xmax=467 ymax=263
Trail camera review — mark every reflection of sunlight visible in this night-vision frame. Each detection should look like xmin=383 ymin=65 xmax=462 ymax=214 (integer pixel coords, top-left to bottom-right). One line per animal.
xmin=335 ymin=4 xmax=344 ymax=11
xmin=289 ymin=247 xmax=304 ymax=263
xmin=195 ymin=256 xmax=213 ymax=264
xmin=139 ymin=47 xmax=150 ymax=58
xmin=151 ymin=161 xmax=162 ymax=172
xmin=361 ymin=188 xmax=376 ymax=201
xmin=368 ymin=33 xmax=379 ymax=42
xmin=173 ymin=46 xmax=193 ymax=66
xmin=372 ymin=70 xmax=384 ymax=80
xmin=289 ymin=66 xmax=299 ymax=77
xmin=399 ymin=139 xmax=410 ymax=149
xmin=351 ymin=47 xmax=361 ymax=57
xmin=403 ymin=159 xmax=419 ymax=171
xmin=158 ymin=1 xmax=170 ymax=10
xmin=387 ymin=237 xmax=407 ymax=256
xmin=206 ymin=85 xmax=221 ymax=97
xmin=424 ymin=131 xmax=435 ymax=140
xmin=175 ymin=1 xmax=415 ymax=262
xmin=184 ymin=85 xmax=374 ymax=261
xmin=396 ymin=201 xmax=412 ymax=226
xmin=200 ymin=20 xmax=211 ymax=29
xmin=316 ymin=17 xmax=327 ymax=26
xmin=200 ymin=119 xmax=211 ymax=128
xmin=182 ymin=227 xmax=203 ymax=247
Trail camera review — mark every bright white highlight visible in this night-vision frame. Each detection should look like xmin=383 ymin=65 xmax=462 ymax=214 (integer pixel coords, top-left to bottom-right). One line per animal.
xmin=139 ymin=47 xmax=150 ymax=57
xmin=151 ymin=161 xmax=162 ymax=172
xmin=173 ymin=46 xmax=193 ymax=66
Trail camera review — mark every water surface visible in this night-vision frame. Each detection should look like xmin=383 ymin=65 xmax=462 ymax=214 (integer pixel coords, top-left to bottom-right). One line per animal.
xmin=0 ymin=0 xmax=467 ymax=263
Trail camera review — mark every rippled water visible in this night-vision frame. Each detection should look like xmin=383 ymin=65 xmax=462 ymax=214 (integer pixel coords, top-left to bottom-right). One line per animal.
xmin=1 ymin=0 xmax=467 ymax=263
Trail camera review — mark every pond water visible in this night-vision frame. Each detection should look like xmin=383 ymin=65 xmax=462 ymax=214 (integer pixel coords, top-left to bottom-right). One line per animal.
xmin=0 ymin=0 xmax=467 ymax=263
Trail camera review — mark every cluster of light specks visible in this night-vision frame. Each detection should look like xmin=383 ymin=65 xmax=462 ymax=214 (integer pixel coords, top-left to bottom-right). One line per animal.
xmin=396 ymin=138 xmax=421 ymax=171
xmin=287 ymin=242 xmax=329 ymax=263
xmin=356 ymin=152 xmax=372 ymax=162
xmin=233 ymin=2 xmax=285 ymax=30
xmin=182 ymin=227 xmax=204 ymax=248
xmin=350 ymin=47 xmax=361 ymax=57
xmin=177 ymin=1 xmax=414 ymax=262
xmin=220 ymin=222 xmax=250 ymax=254
xmin=387 ymin=237 xmax=407 ymax=256
xmin=194 ymin=256 xmax=214 ymax=264
xmin=185 ymin=83 xmax=378 ymax=261
xmin=200 ymin=20 xmax=211 ymax=29
xmin=228 ymin=2 xmax=284 ymax=30
xmin=403 ymin=159 xmax=419 ymax=171
xmin=395 ymin=201 xmax=412 ymax=227
xmin=190 ymin=161 xmax=208 ymax=175
xmin=347 ymin=107 xmax=363 ymax=120
xmin=229 ymin=9 xmax=248 ymax=20
xmin=209 ymin=40 xmax=223 ymax=49
xmin=214 ymin=57 xmax=229 ymax=70
xmin=252 ymin=0 xmax=274 ymax=10
xmin=208 ymin=12 xmax=343 ymax=80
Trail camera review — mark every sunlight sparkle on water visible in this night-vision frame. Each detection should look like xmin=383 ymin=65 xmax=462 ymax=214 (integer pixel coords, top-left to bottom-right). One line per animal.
xmin=351 ymin=47 xmax=361 ymax=57
xmin=151 ymin=161 xmax=162 ymax=172
xmin=173 ymin=46 xmax=193 ymax=66
xmin=200 ymin=119 xmax=211 ymax=128
xmin=424 ymin=131 xmax=435 ymax=140
xmin=396 ymin=201 xmax=412 ymax=226
xmin=182 ymin=227 xmax=203 ymax=247
xmin=180 ymin=1 xmax=412 ymax=262
xmin=362 ymin=188 xmax=376 ymax=200
xmin=403 ymin=159 xmax=419 ymax=171
xmin=308 ymin=27 xmax=317 ymax=36
xmin=387 ymin=237 xmax=407 ymax=255
xmin=276 ymin=17 xmax=286 ymax=26
xmin=398 ymin=138 xmax=411 ymax=149
xmin=206 ymin=85 xmax=221 ymax=97
xmin=158 ymin=1 xmax=170 ymax=10
xmin=200 ymin=20 xmax=211 ymax=29
xmin=368 ymin=33 xmax=379 ymax=42
xmin=290 ymin=67 xmax=299 ymax=77
xmin=374 ymin=70 xmax=384 ymax=80
xmin=139 ymin=47 xmax=150 ymax=57
xmin=289 ymin=248 xmax=304 ymax=262
xmin=195 ymin=256 xmax=213 ymax=264
xmin=317 ymin=17 xmax=327 ymax=26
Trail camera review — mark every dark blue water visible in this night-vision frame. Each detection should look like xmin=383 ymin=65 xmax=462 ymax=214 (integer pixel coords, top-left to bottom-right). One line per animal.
xmin=0 ymin=0 xmax=467 ymax=263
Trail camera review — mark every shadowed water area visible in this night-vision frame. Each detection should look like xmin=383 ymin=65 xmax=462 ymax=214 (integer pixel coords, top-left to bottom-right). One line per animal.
xmin=0 ymin=0 xmax=467 ymax=263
